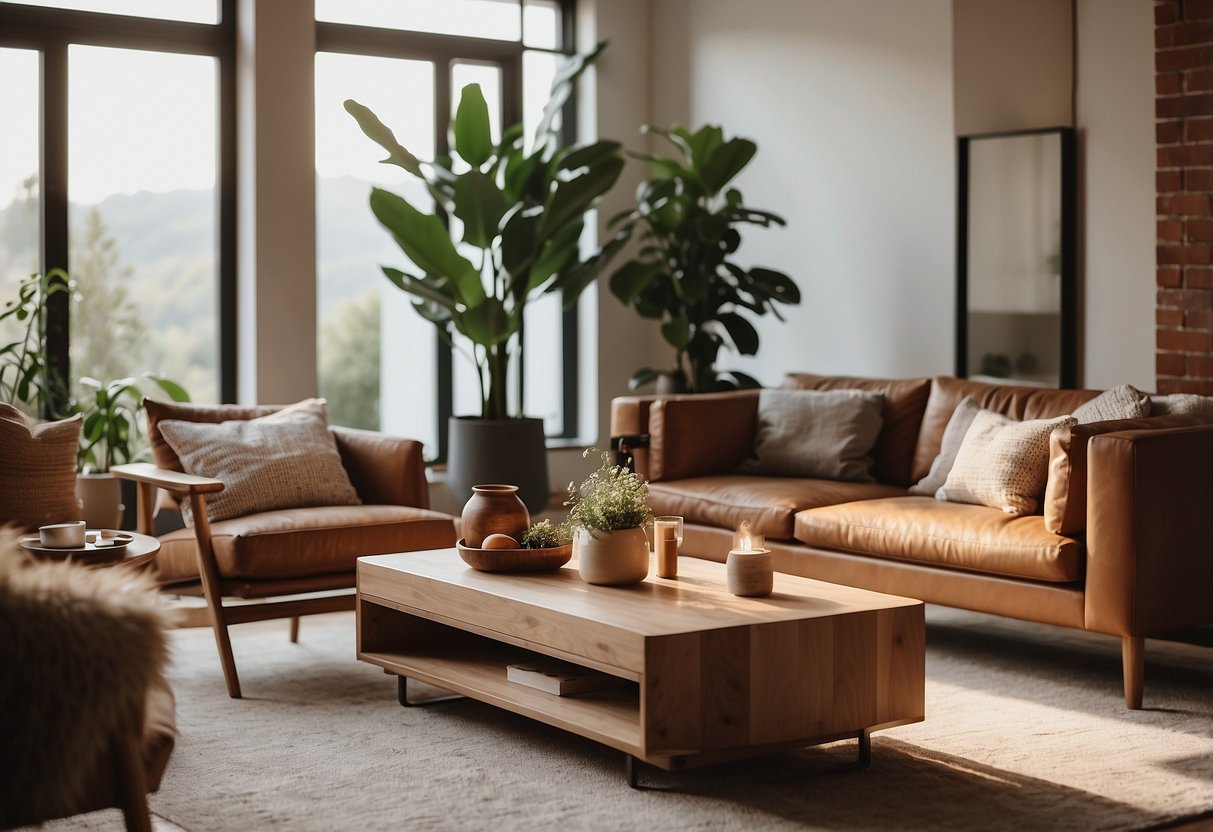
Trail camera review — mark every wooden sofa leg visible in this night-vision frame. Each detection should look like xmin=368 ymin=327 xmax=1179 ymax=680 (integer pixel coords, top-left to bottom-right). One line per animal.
xmin=210 ymin=609 xmax=242 ymax=699
xmin=1122 ymin=636 xmax=1144 ymax=710
xmin=190 ymin=496 xmax=242 ymax=699
xmin=289 ymin=616 xmax=300 ymax=643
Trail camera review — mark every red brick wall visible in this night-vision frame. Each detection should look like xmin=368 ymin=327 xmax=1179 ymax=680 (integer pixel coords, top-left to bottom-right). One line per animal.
xmin=1156 ymin=0 xmax=1213 ymax=393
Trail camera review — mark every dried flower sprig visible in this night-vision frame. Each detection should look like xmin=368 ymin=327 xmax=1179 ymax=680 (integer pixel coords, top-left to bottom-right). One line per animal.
xmin=565 ymin=448 xmax=650 ymax=534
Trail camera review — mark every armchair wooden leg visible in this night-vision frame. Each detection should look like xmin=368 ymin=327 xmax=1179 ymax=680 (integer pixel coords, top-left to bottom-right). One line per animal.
xmin=190 ymin=496 xmax=242 ymax=699
xmin=1122 ymin=636 xmax=1144 ymax=710
xmin=289 ymin=616 xmax=300 ymax=643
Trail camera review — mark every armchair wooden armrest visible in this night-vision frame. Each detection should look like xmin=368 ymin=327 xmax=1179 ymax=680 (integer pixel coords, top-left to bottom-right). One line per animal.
xmin=111 ymin=463 xmax=224 ymax=536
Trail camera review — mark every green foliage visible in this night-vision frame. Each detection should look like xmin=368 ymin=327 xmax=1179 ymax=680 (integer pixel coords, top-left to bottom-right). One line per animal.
xmin=319 ymin=289 xmax=381 ymax=430
xmin=77 ymin=374 xmax=191 ymax=473
xmin=608 ymin=123 xmax=802 ymax=393
xmin=520 ymin=519 xmax=571 ymax=549
xmin=565 ymin=448 xmax=650 ymax=534
xmin=0 ymin=270 xmax=72 ymax=417
xmin=345 ymin=42 xmax=625 ymax=420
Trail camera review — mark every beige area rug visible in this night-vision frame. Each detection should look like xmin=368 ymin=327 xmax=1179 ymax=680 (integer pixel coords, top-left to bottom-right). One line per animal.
xmin=47 ymin=606 xmax=1212 ymax=831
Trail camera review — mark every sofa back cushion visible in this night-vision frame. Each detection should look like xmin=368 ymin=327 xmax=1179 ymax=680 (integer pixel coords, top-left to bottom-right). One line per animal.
xmin=781 ymin=373 xmax=931 ymax=486
xmin=648 ymin=391 xmax=759 ymax=482
xmin=911 ymin=377 xmax=1100 ymax=483
xmin=146 ymin=399 xmax=282 ymax=473
xmin=739 ymin=388 xmax=884 ymax=481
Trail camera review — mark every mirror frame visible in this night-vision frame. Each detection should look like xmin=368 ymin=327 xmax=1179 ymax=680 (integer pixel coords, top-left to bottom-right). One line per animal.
xmin=956 ymin=126 xmax=1078 ymax=388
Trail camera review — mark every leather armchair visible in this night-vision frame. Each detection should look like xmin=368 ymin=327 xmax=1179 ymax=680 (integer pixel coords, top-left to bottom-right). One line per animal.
xmin=114 ymin=404 xmax=457 ymax=699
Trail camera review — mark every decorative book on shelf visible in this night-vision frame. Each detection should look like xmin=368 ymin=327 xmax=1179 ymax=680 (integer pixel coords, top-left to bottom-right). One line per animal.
xmin=506 ymin=659 xmax=625 ymax=696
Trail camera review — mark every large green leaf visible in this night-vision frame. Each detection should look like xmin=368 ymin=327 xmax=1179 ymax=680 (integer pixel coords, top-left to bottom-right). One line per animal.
xmin=452 ymin=171 xmax=507 ymax=248
xmin=533 ymin=41 xmax=607 ymax=142
xmin=554 ymin=140 xmax=623 ymax=174
xmin=382 ymin=266 xmax=458 ymax=309
xmin=503 ymin=148 xmax=543 ymax=203
xmin=344 ymin=99 xmax=423 ymax=176
xmin=686 ymin=125 xmax=724 ymax=171
xmin=749 ymin=267 xmax=801 ymax=305
xmin=661 ymin=317 xmax=692 ymax=350
xmin=454 ymin=298 xmax=517 ymax=347
xmin=524 ymin=220 xmax=582 ymax=294
xmin=700 ymin=138 xmax=757 ymax=196
xmin=453 ymin=83 xmax=493 ymax=168
xmin=552 ymin=231 xmax=628 ymax=310
xmin=538 ymin=155 xmax=624 ymax=241
xmin=717 ymin=312 xmax=760 ymax=355
xmin=608 ymin=260 xmax=662 ymax=304
xmin=369 ymin=188 xmax=483 ymax=305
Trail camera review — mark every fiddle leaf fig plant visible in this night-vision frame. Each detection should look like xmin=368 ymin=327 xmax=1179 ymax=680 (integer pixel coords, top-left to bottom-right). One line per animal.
xmin=609 ymin=124 xmax=801 ymax=392
xmin=345 ymin=42 xmax=625 ymax=420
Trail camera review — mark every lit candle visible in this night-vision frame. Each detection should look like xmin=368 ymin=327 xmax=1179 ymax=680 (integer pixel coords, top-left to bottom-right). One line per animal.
xmin=727 ymin=520 xmax=773 ymax=597
xmin=653 ymin=515 xmax=682 ymax=579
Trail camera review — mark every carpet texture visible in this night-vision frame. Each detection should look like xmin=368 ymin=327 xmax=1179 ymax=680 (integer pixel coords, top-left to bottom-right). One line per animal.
xmin=45 ymin=606 xmax=1213 ymax=831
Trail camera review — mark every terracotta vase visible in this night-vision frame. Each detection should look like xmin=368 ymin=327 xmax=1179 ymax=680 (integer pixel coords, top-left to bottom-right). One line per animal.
xmin=461 ymin=484 xmax=529 ymax=548
xmin=76 ymin=472 xmax=124 ymax=530
xmin=574 ymin=526 xmax=650 ymax=586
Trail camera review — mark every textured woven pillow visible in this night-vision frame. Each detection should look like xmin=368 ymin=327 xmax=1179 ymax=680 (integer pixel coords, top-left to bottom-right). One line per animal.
xmin=1150 ymin=393 xmax=1213 ymax=422
xmin=1072 ymin=384 xmax=1150 ymax=423
xmin=908 ymin=396 xmax=980 ymax=496
xmin=0 ymin=404 xmax=82 ymax=530
xmin=937 ymin=410 xmax=1077 ymax=515
xmin=158 ymin=399 xmax=360 ymax=525
xmin=739 ymin=388 xmax=884 ymax=482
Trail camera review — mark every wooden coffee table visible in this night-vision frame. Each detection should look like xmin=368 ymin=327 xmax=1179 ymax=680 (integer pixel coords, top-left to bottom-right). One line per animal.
xmin=356 ymin=549 xmax=924 ymax=785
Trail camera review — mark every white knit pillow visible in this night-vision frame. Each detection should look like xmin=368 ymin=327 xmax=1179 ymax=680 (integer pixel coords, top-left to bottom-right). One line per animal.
xmin=1150 ymin=393 xmax=1213 ymax=422
xmin=158 ymin=399 xmax=360 ymax=525
xmin=937 ymin=410 xmax=1077 ymax=515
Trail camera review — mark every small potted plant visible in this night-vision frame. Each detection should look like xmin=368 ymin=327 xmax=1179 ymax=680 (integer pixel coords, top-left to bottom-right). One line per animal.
xmin=565 ymin=449 xmax=651 ymax=585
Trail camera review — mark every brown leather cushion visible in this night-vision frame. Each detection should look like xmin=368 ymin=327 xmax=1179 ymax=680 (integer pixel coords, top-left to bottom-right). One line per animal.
xmin=781 ymin=373 xmax=931 ymax=486
xmin=0 ymin=405 xmax=82 ymax=530
xmin=1043 ymin=414 xmax=1198 ymax=535
xmin=648 ymin=476 xmax=907 ymax=541
xmin=154 ymin=504 xmax=456 ymax=582
xmin=648 ymin=392 xmax=759 ymax=481
xmin=795 ymin=496 xmax=1083 ymax=583
xmin=910 ymin=377 xmax=1100 ymax=483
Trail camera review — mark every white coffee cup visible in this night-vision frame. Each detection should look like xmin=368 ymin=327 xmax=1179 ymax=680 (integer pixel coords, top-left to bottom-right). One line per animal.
xmin=39 ymin=521 xmax=86 ymax=548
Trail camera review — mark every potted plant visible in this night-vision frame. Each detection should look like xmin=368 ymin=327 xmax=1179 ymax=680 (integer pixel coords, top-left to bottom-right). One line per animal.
xmin=345 ymin=43 xmax=625 ymax=512
xmin=565 ymin=448 xmax=651 ymax=585
xmin=608 ymin=124 xmax=802 ymax=393
xmin=0 ymin=270 xmax=72 ymax=418
xmin=76 ymin=374 xmax=190 ymax=529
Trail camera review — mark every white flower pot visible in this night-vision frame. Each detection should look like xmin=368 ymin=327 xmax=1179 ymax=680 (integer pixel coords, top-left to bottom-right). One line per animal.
xmin=574 ymin=526 xmax=650 ymax=586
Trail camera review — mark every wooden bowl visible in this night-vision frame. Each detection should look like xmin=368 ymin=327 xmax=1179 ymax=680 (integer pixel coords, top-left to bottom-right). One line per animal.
xmin=456 ymin=539 xmax=572 ymax=573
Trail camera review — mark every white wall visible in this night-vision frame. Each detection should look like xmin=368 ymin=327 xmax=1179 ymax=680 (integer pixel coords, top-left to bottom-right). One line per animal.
xmin=638 ymin=0 xmax=957 ymax=383
xmin=1077 ymin=0 xmax=1155 ymax=390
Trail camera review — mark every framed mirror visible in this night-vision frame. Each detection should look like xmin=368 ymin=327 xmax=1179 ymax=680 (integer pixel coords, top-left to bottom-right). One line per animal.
xmin=957 ymin=127 xmax=1077 ymax=388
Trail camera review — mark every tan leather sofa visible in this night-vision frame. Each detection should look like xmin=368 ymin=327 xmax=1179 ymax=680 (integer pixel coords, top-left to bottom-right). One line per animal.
xmin=611 ymin=373 xmax=1213 ymax=709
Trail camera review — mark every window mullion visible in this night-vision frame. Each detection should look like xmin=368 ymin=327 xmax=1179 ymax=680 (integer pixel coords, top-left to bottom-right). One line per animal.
xmin=40 ymin=40 xmax=70 ymax=418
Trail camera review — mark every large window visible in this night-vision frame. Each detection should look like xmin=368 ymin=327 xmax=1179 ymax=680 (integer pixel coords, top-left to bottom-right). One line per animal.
xmin=0 ymin=1 xmax=234 ymax=409
xmin=315 ymin=0 xmax=575 ymax=460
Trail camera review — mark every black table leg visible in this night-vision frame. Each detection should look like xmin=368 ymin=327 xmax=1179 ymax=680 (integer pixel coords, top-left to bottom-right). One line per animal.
xmin=857 ymin=728 xmax=871 ymax=768
xmin=397 ymin=675 xmax=463 ymax=707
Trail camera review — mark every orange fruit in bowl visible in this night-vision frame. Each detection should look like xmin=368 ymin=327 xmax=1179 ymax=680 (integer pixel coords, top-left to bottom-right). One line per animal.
xmin=481 ymin=533 xmax=519 ymax=550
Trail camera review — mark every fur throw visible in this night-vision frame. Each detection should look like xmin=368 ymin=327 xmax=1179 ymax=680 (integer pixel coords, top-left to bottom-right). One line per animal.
xmin=0 ymin=526 xmax=174 ymax=826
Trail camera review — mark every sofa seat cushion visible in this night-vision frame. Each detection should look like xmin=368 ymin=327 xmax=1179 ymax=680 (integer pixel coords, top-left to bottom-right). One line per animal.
xmin=155 ymin=504 xmax=455 ymax=583
xmin=794 ymin=496 xmax=1082 ymax=583
xmin=649 ymin=476 xmax=908 ymax=541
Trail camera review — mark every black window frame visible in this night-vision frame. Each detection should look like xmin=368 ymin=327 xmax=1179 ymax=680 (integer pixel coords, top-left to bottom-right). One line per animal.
xmin=315 ymin=0 xmax=579 ymax=463
xmin=0 ymin=0 xmax=238 ymax=410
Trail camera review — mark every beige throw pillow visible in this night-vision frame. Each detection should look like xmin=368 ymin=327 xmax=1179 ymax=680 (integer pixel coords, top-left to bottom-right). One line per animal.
xmin=937 ymin=410 xmax=1077 ymax=515
xmin=1150 ymin=393 xmax=1213 ymax=422
xmin=158 ymin=399 xmax=360 ymax=525
xmin=908 ymin=396 xmax=980 ymax=496
xmin=0 ymin=404 xmax=82 ymax=530
xmin=1072 ymin=384 xmax=1150 ymax=423
xmin=739 ymin=388 xmax=884 ymax=482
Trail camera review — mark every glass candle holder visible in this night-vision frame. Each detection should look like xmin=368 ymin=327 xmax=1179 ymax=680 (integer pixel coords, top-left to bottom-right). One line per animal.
xmin=652 ymin=515 xmax=683 ymax=579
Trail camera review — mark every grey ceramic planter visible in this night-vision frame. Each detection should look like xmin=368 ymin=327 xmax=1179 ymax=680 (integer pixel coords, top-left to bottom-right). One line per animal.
xmin=446 ymin=416 xmax=550 ymax=513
